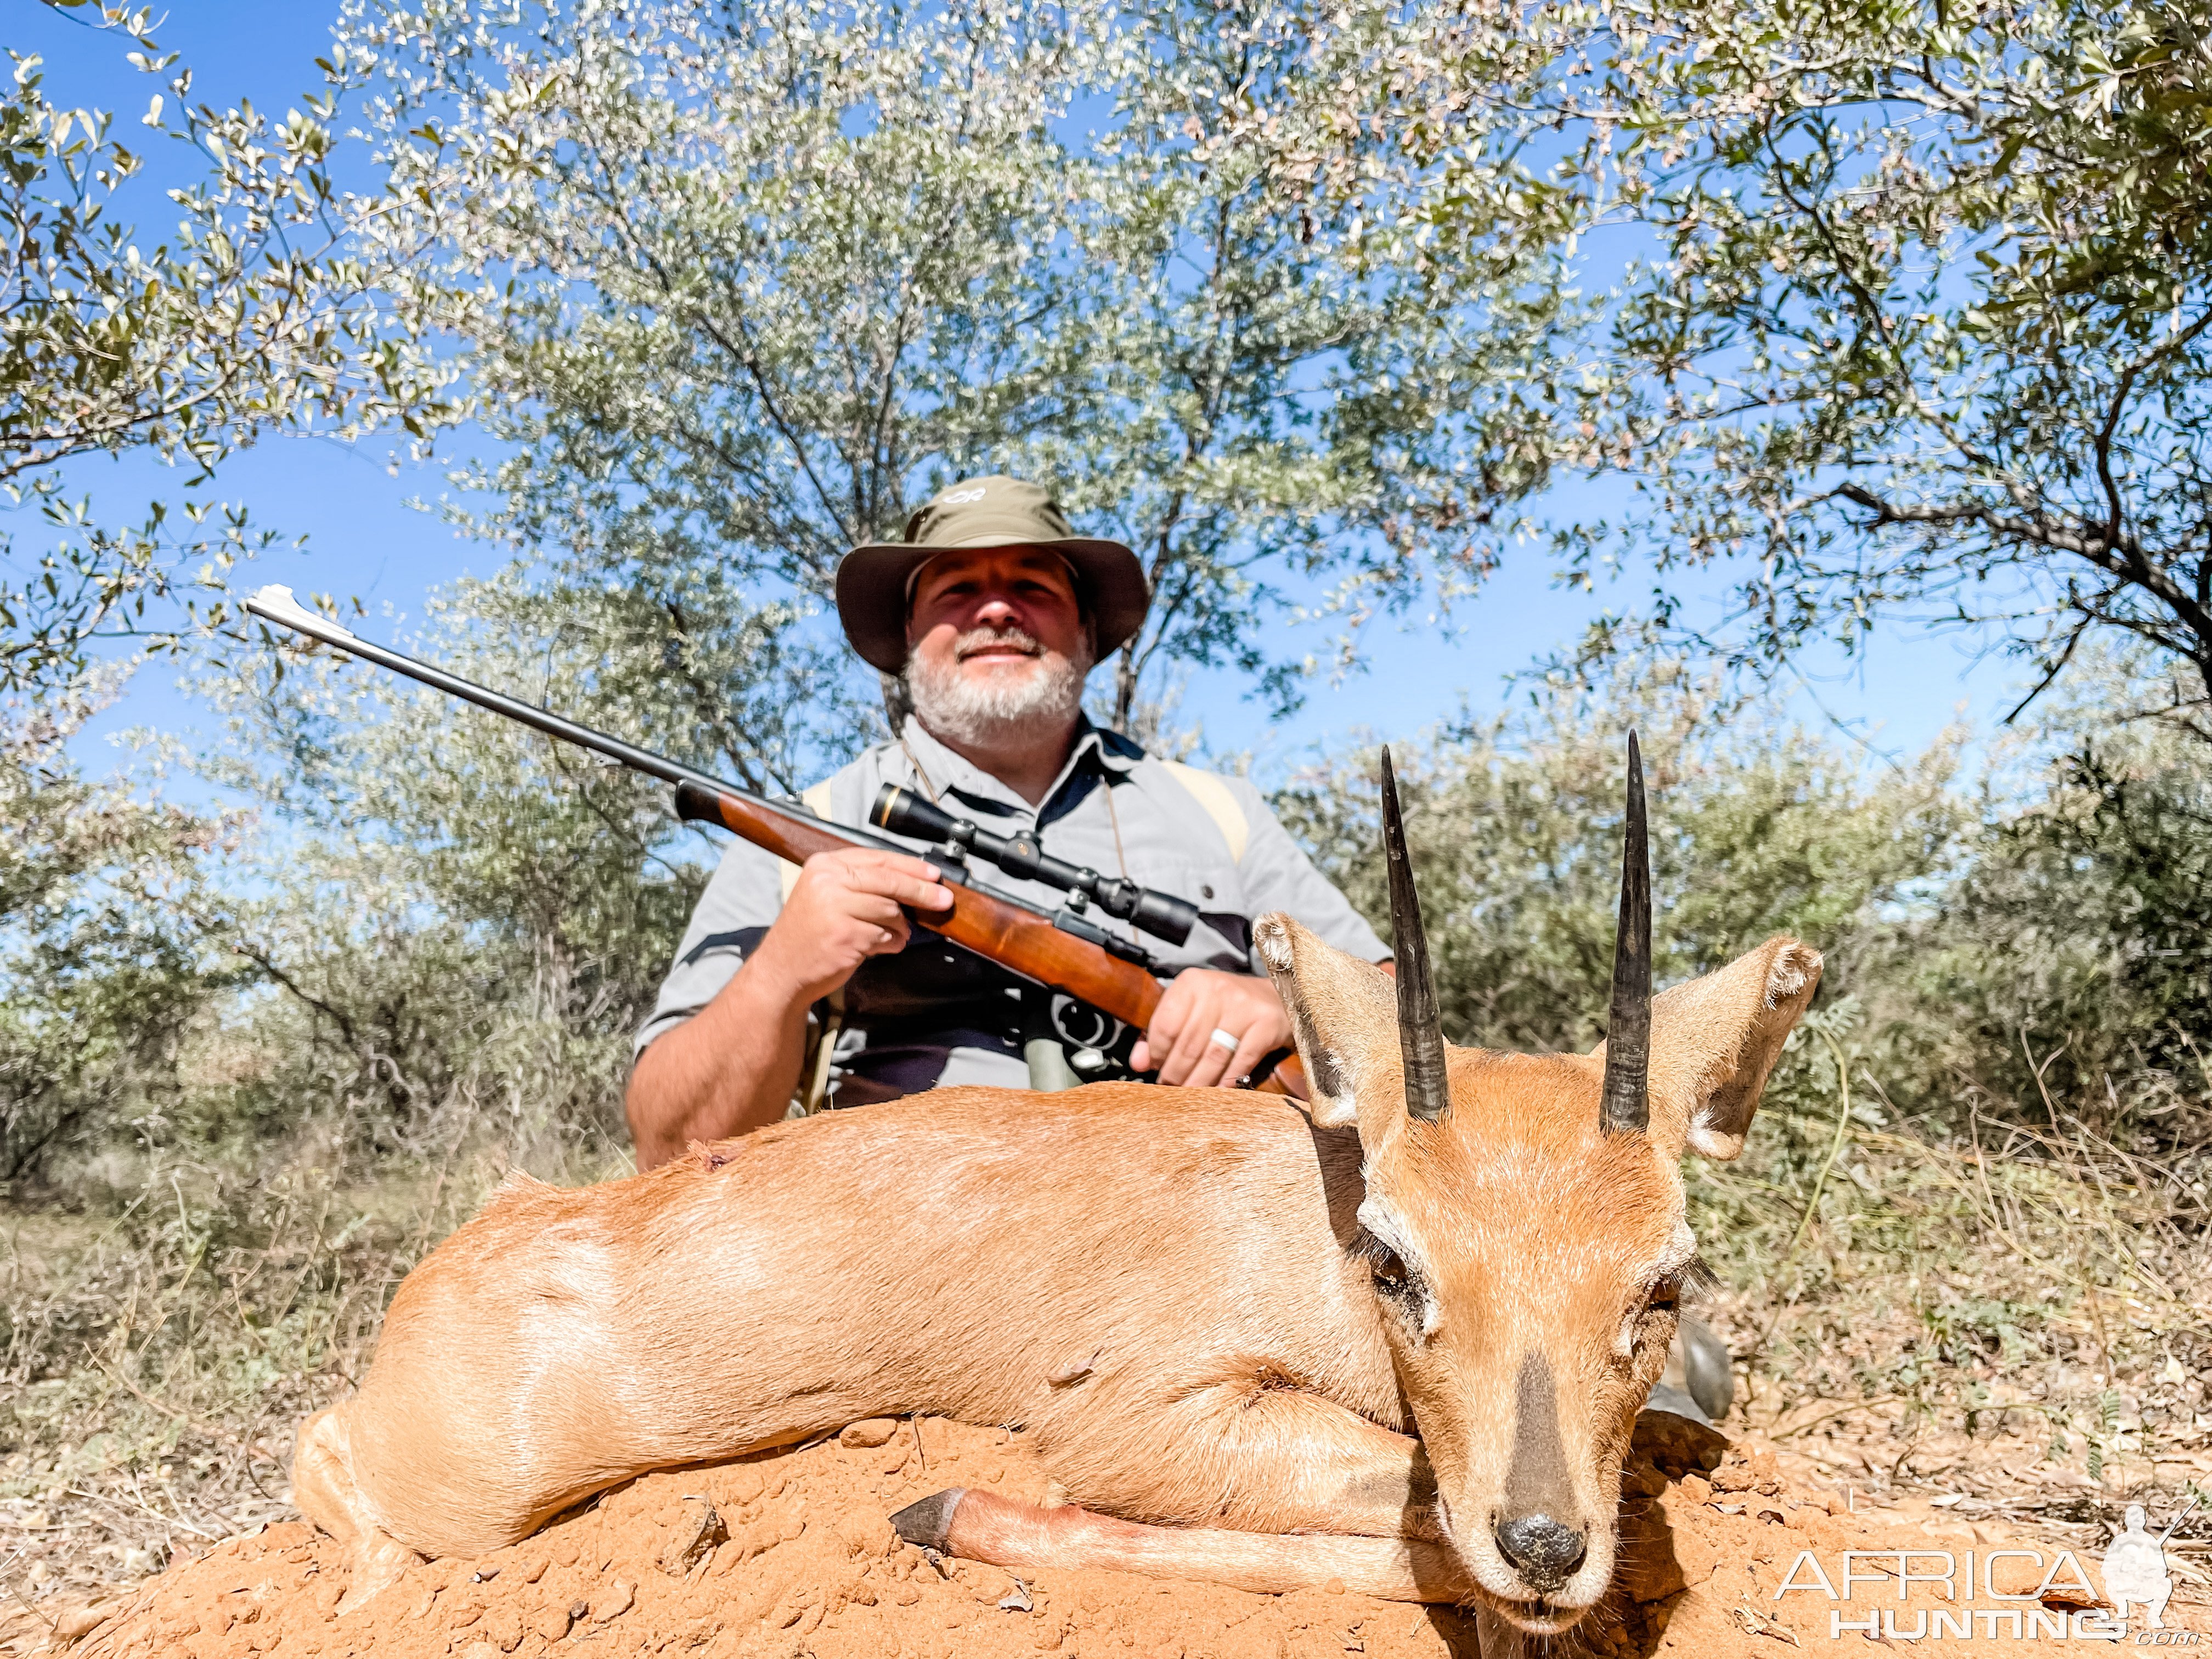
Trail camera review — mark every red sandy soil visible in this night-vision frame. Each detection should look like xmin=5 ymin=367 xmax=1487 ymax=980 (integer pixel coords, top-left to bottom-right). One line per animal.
xmin=7 ymin=1415 xmax=2205 ymax=1658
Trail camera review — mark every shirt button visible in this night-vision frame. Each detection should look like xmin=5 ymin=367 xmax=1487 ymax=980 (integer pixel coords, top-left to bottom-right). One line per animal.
xmin=1201 ymin=885 xmax=1214 ymax=900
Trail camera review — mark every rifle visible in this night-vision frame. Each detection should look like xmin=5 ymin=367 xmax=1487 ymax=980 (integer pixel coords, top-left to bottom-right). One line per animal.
xmin=241 ymin=585 xmax=1305 ymax=1098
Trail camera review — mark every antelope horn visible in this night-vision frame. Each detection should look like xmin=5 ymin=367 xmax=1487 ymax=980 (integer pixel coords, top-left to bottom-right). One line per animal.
xmin=1379 ymin=747 xmax=1451 ymax=1124
xmin=1600 ymin=731 xmax=1652 ymax=1135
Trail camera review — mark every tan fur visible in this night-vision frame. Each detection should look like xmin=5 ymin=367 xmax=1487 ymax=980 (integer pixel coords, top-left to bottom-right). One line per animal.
xmin=295 ymin=921 xmax=1819 ymax=1636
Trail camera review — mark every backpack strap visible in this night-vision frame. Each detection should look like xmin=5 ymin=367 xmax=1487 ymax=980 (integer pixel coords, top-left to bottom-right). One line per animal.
xmin=1158 ymin=759 xmax=1249 ymax=865
xmin=782 ymin=777 xmax=844 ymax=1116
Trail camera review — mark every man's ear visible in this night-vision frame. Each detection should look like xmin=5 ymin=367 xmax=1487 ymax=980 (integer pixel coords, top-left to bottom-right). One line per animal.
xmin=1610 ymin=936 xmax=1822 ymax=1160
xmin=1252 ymin=913 xmax=1401 ymax=1135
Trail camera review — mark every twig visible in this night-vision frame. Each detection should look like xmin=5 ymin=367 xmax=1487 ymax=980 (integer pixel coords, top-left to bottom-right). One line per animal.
xmin=1754 ymin=1028 xmax=1860 ymax=1361
xmin=91 ymin=1355 xmax=251 ymax=1454
xmin=2001 ymin=618 xmax=2090 ymax=726
xmin=1780 ymin=1028 xmax=1859 ymax=1274
xmin=64 ymin=1485 xmax=221 ymax=1544
xmin=1770 ymin=1395 xmax=1907 ymax=1441
xmin=2021 ymin=1030 xmax=2114 ymax=1361
xmin=0 ymin=1548 xmax=57 ymax=1633
xmin=2160 ymin=1494 xmax=2202 ymax=1547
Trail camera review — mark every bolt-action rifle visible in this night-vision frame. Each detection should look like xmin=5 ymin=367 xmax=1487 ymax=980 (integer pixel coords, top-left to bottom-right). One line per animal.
xmin=242 ymin=585 xmax=1305 ymax=1098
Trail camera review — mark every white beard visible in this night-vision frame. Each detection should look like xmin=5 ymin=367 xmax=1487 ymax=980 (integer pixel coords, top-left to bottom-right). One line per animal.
xmin=907 ymin=627 xmax=1091 ymax=751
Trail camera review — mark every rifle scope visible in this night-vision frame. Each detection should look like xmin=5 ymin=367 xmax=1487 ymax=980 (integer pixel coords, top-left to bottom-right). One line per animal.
xmin=872 ymin=785 xmax=1199 ymax=949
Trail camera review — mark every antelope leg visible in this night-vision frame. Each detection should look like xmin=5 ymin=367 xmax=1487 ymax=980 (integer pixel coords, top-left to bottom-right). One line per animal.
xmin=890 ymin=1488 xmax=1476 ymax=1603
xmin=1039 ymin=1378 xmax=1441 ymax=1540
xmin=292 ymin=1403 xmax=425 ymax=1614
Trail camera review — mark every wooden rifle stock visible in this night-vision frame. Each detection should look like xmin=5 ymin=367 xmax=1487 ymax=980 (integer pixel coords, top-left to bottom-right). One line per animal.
xmin=679 ymin=781 xmax=1307 ymax=1097
xmin=675 ymin=781 xmax=1165 ymax=1030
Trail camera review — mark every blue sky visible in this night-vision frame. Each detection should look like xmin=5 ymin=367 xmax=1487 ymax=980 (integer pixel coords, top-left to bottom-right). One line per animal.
xmin=17 ymin=0 xmax=2019 ymax=789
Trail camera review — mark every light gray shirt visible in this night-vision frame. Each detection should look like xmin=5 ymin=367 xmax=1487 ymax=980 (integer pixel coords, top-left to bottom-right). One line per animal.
xmin=637 ymin=718 xmax=1389 ymax=1105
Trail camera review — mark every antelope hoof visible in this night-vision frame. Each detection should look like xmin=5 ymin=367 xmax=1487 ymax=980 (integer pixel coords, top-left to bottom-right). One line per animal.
xmin=890 ymin=1488 xmax=968 ymax=1553
xmin=336 ymin=1529 xmax=424 ymax=1616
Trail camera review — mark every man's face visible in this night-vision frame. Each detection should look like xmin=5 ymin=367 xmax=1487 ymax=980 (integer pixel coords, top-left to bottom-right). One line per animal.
xmin=905 ymin=545 xmax=1087 ymax=687
xmin=902 ymin=546 xmax=1092 ymax=750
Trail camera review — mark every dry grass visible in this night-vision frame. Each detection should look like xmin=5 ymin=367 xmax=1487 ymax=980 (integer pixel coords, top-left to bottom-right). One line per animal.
xmin=1690 ymin=1038 xmax=2212 ymax=1585
xmin=0 ymin=1125 xmax=632 ymax=1614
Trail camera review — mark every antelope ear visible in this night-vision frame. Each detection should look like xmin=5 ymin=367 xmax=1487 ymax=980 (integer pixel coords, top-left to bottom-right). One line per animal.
xmin=1629 ymin=936 xmax=1823 ymax=1160
xmin=1252 ymin=912 xmax=1398 ymax=1132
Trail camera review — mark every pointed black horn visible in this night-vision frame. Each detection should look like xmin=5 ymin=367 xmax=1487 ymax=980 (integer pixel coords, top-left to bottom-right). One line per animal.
xmin=1600 ymin=731 xmax=1652 ymax=1135
xmin=1380 ymin=747 xmax=1451 ymax=1123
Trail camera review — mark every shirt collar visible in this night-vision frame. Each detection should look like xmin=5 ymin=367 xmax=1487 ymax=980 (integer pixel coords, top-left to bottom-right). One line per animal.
xmin=899 ymin=715 xmax=1138 ymax=821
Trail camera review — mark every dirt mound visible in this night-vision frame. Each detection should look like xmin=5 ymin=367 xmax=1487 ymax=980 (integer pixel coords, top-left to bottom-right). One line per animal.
xmin=28 ymin=1416 xmax=2208 ymax=1658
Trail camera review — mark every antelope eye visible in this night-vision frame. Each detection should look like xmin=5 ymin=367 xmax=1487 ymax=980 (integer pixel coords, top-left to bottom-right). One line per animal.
xmin=1645 ymin=1280 xmax=1680 ymax=1316
xmin=1351 ymin=1227 xmax=1415 ymax=1300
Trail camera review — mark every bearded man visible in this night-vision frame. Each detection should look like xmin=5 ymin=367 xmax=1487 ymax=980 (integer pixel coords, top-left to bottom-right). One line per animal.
xmin=625 ymin=476 xmax=1390 ymax=1168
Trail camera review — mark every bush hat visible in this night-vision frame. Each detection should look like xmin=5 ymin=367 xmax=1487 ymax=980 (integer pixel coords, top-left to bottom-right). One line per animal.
xmin=836 ymin=475 xmax=1149 ymax=674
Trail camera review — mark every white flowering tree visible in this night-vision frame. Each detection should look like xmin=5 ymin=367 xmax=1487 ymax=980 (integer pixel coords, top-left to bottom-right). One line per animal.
xmin=2 ymin=2 xmax=444 ymax=695
xmin=1235 ymin=0 xmax=2212 ymax=731
xmin=334 ymin=0 xmax=1573 ymax=735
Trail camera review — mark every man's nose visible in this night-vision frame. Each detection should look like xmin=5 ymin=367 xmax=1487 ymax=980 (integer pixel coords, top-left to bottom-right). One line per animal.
xmin=969 ymin=590 xmax=1021 ymax=629
xmin=1493 ymin=1513 xmax=1586 ymax=1591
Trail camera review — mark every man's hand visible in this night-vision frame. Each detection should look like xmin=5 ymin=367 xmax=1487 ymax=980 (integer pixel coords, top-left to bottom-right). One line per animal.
xmin=627 ymin=847 xmax=949 ymax=1168
xmin=1131 ymin=968 xmax=1295 ymax=1090
xmin=750 ymin=848 xmax=953 ymax=1005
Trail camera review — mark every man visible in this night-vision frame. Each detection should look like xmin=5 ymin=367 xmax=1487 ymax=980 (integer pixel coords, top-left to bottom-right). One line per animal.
xmin=2102 ymin=1504 xmax=2174 ymax=1631
xmin=627 ymin=476 xmax=1389 ymax=1168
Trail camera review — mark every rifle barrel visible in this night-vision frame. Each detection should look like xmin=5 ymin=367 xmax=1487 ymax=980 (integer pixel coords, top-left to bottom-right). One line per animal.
xmin=241 ymin=585 xmax=898 ymax=855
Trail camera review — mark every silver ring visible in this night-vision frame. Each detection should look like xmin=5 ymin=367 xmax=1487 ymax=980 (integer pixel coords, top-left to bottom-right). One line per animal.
xmin=1208 ymin=1027 xmax=1240 ymax=1055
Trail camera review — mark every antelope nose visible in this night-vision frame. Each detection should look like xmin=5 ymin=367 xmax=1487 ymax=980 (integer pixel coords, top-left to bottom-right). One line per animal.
xmin=1493 ymin=1513 xmax=1586 ymax=1590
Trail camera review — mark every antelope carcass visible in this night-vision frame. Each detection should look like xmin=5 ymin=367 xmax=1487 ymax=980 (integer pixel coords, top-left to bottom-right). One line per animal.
xmin=293 ymin=738 xmax=1819 ymax=1639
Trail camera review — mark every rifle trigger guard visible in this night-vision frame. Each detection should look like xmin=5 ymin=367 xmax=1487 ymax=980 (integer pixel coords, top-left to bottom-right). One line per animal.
xmin=1047 ymin=994 xmax=1141 ymax=1079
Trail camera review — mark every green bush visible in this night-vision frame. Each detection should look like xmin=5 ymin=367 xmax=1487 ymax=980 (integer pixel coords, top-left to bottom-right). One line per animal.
xmin=1272 ymin=666 xmax=1965 ymax=1057
xmin=1918 ymin=718 xmax=2212 ymax=1140
xmin=1274 ymin=658 xmax=2211 ymax=1150
xmin=0 ymin=678 xmax=233 ymax=1184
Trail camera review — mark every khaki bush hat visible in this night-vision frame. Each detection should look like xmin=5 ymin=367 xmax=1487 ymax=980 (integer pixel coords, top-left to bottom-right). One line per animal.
xmin=836 ymin=475 xmax=1149 ymax=673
